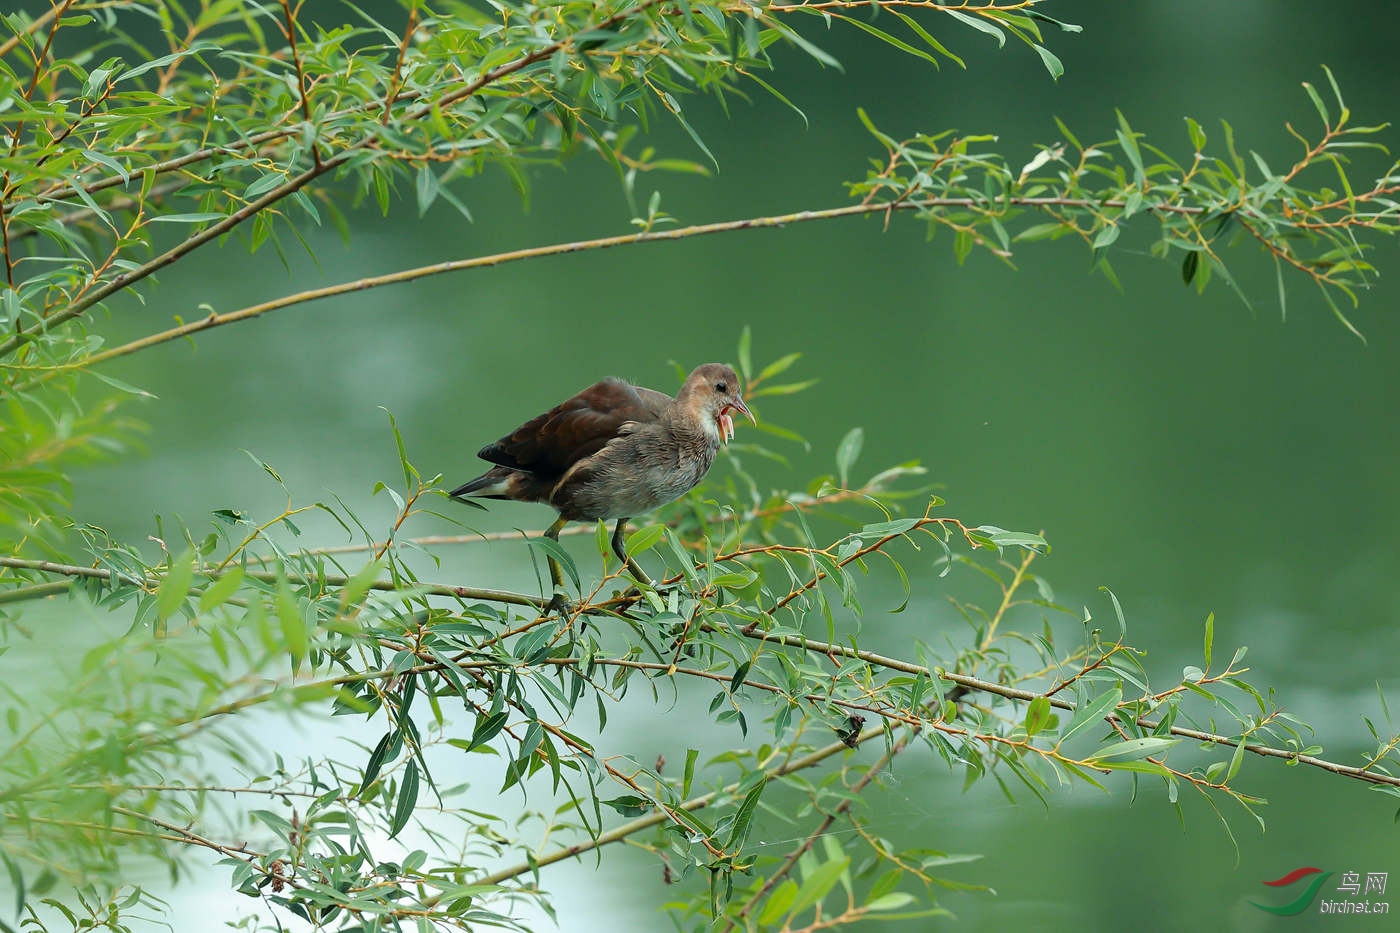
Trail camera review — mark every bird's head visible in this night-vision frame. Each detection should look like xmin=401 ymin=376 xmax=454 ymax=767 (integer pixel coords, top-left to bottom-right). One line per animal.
xmin=680 ymin=363 xmax=755 ymax=444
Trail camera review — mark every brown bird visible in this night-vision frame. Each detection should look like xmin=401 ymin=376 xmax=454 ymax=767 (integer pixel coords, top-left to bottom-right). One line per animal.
xmin=449 ymin=363 xmax=755 ymax=596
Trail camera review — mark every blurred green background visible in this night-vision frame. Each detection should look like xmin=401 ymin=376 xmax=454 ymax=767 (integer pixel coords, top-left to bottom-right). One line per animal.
xmin=59 ymin=1 xmax=1400 ymax=929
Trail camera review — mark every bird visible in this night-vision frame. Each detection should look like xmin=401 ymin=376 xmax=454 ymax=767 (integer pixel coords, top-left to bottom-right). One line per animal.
xmin=449 ymin=363 xmax=755 ymax=600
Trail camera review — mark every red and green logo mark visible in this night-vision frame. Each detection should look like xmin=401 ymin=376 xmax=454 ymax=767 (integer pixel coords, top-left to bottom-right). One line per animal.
xmin=1250 ymin=867 xmax=1334 ymax=916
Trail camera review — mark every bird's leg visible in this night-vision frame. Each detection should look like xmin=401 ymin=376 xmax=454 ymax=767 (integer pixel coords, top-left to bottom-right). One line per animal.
xmin=611 ymin=517 xmax=653 ymax=588
xmin=543 ymin=515 xmax=572 ymax=615
xmin=543 ymin=515 xmax=569 ymax=588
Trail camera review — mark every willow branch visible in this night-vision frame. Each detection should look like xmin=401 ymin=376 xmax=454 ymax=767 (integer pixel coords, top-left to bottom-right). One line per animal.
xmin=402 ymin=0 xmax=668 ymax=122
xmin=50 ymin=195 xmax=1179 ymax=379
xmin=1156 ymin=723 xmax=1397 ymax=785
xmin=0 ymin=554 xmax=547 ymax=609
xmin=771 ymin=0 xmax=1035 ymax=9
xmin=755 ymin=635 xmax=1400 ymax=789
xmin=1 ymin=0 xmax=74 ymax=287
xmin=0 ymin=6 xmax=59 ymax=61
xmin=240 ymin=567 xmax=548 ymax=608
xmin=0 ymin=162 xmax=331 ymax=360
xmin=11 ymin=545 xmax=1388 ymax=790
xmin=472 ymin=722 xmax=888 ymax=888
xmin=0 ymin=580 xmax=78 ymax=604
xmin=719 ymin=727 xmax=916 ymax=932
xmin=0 ymin=555 xmax=148 ymax=587
xmin=279 ymin=0 xmax=319 ymax=165
xmin=0 ymin=1 xmax=681 ymax=362
xmin=246 ymin=484 xmax=880 ymax=562
xmin=7 ymin=0 xmax=671 ymax=222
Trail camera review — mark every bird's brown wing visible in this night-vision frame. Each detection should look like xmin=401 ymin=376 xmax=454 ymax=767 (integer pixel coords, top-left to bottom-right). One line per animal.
xmin=477 ymin=378 xmax=667 ymax=480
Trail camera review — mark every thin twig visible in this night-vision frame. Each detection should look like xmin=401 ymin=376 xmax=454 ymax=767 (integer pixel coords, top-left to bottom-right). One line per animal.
xmin=0 ymin=0 xmax=683 ymax=362
xmin=0 ymin=555 xmax=148 ymax=587
xmin=0 ymin=161 xmax=330 ymax=360
xmin=727 ymin=629 xmax=1400 ymax=788
xmin=718 ymin=728 xmax=916 ymax=932
xmin=471 ymin=722 xmax=889 ymax=888
xmin=278 ymin=0 xmax=320 ymax=166
xmin=0 ymin=554 xmax=546 ymax=608
xmin=1 ymin=0 xmax=75 ymax=287
xmin=0 ymin=5 xmax=60 ymax=60
xmin=380 ymin=7 xmax=419 ymax=123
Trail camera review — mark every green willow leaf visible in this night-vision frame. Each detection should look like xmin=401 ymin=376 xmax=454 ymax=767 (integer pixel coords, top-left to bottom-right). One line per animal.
xmin=1086 ymin=737 xmax=1180 ymax=764
xmin=390 ymin=760 xmax=420 ymax=838
xmin=1059 ymin=687 xmax=1123 ymax=747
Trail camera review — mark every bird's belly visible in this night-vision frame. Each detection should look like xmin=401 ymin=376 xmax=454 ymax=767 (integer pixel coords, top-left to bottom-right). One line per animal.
xmin=552 ymin=453 xmax=711 ymax=521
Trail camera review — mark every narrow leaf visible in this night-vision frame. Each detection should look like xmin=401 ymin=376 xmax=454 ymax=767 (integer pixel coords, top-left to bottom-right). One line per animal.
xmin=389 ymin=760 xmax=420 ymax=837
xmin=277 ymin=577 xmax=307 ymax=671
xmin=1203 ymin=612 xmax=1214 ymax=669
xmin=1058 ymin=686 xmax=1122 ymax=747
xmin=737 ymin=326 xmax=752 ymax=381
xmin=725 ymin=778 xmax=766 ymax=850
xmin=1086 ymin=737 xmax=1180 ymax=764
xmin=943 ymin=8 xmax=1005 ymax=47
xmin=156 ymin=549 xmax=196 ymax=623
xmin=198 ymin=566 xmax=245 ymax=613
xmin=1033 ymin=44 xmax=1063 ymax=81
xmin=835 ymin=427 xmax=864 ymax=487
xmin=789 ymin=855 xmax=851 ymax=917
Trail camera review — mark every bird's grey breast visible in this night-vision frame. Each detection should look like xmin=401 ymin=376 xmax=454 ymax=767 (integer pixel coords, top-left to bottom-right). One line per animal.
xmin=551 ymin=421 xmax=717 ymax=520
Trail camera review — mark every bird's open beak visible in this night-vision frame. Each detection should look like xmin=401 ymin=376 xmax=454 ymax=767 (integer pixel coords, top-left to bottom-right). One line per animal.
xmin=730 ymin=396 xmax=756 ymax=425
xmin=719 ymin=397 xmax=756 ymax=444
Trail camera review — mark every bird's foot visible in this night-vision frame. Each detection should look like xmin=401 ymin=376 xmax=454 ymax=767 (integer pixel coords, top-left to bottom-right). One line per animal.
xmin=546 ymin=589 xmax=576 ymax=618
xmin=623 ymin=556 xmax=654 ymax=589
xmin=609 ymin=520 xmax=660 ymax=593
xmin=618 ymin=566 xmax=680 ymax=613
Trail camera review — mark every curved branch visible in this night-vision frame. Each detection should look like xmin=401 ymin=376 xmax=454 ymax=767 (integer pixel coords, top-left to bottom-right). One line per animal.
xmin=0 ymin=555 xmax=547 ymax=609
xmin=471 ymin=720 xmax=890 ymax=888
xmin=0 ymin=162 xmax=329 ymax=360
xmin=0 ymin=0 xmax=678 ymax=364
xmin=733 ymin=630 xmax=1400 ymax=789
xmin=46 ymin=195 xmax=1177 ymax=380
xmin=0 ymin=6 xmax=59 ymax=61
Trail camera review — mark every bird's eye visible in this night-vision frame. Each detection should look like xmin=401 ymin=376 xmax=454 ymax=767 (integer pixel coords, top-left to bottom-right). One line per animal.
xmin=715 ymin=382 xmax=728 ymax=393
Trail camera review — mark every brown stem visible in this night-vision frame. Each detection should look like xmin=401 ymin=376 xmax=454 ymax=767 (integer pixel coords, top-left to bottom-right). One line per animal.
xmin=279 ymin=0 xmax=320 ymax=166
xmin=403 ymin=0 xmax=670 ymax=122
xmin=770 ymin=0 xmax=1034 ymax=9
xmin=0 ymin=0 xmax=700 ymax=364
xmin=0 ymin=6 xmax=59 ymax=60
xmin=40 ymin=196 xmax=1189 ymax=381
xmin=0 ymin=554 xmax=546 ymax=609
xmin=381 ymin=7 xmax=419 ymax=124
xmin=471 ymin=721 xmax=888 ymax=888
xmin=1 ymin=0 xmax=74 ymax=286
xmin=718 ymin=729 xmax=915 ymax=932
xmin=0 ymin=161 xmax=331 ymax=360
